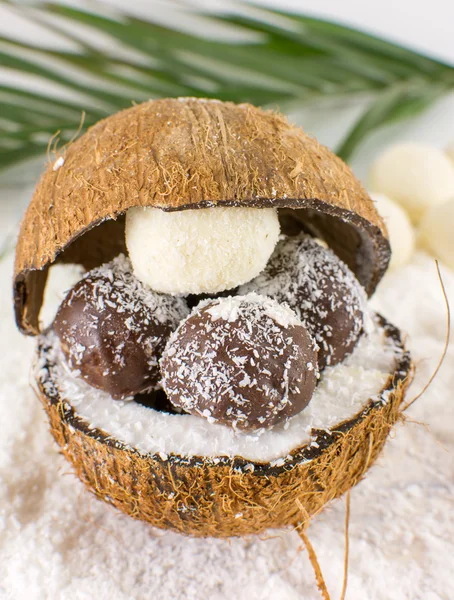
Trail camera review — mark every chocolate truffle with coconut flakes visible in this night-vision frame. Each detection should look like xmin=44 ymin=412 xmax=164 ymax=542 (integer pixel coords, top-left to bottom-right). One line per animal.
xmin=53 ymin=255 xmax=189 ymax=399
xmin=160 ymin=293 xmax=319 ymax=432
xmin=239 ymin=234 xmax=367 ymax=369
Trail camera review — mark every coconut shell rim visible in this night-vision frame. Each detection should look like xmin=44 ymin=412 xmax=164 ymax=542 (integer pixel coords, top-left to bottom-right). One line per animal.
xmin=36 ymin=314 xmax=411 ymax=478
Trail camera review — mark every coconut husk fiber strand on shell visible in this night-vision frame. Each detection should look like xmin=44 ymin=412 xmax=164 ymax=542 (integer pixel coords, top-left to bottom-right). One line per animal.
xmin=14 ymin=97 xmax=390 ymax=335
xmin=35 ymin=320 xmax=411 ymax=538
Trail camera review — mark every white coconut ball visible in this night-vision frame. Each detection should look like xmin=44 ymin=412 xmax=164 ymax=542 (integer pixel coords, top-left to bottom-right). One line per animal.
xmin=419 ymin=197 xmax=454 ymax=270
xmin=369 ymin=143 xmax=454 ymax=224
xmin=370 ymin=192 xmax=415 ymax=270
xmin=125 ymin=206 xmax=280 ymax=295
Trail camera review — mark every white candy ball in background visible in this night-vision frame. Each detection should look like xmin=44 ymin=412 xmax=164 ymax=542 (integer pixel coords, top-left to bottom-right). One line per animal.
xmin=370 ymin=192 xmax=415 ymax=270
xmin=125 ymin=206 xmax=280 ymax=295
xmin=369 ymin=143 xmax=454 ymax=224
xmin=445 ymin=142 xmax=454 ymax=167
xmin=419 ymin=197 xmax=454 ymax=270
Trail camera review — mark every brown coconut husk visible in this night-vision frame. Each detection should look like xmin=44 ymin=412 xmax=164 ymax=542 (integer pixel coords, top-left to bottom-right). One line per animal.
xmin=35 ymin=318 xmax=411 ymax=538
xmin=14 ymin=97 xmax=389 ymax=335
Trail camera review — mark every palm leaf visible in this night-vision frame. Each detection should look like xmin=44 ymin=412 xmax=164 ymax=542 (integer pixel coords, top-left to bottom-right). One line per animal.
xmin=0 ymin=0 xmax=453 ymax=172
xmin=336 ymin=81 xmax=449 ymax=159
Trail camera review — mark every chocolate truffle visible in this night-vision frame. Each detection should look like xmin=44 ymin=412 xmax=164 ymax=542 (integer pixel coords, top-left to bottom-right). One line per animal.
xmin=239 ymin=234 xmax=367 ymax=369
xmin=160 ymin=293 xmax=318 ymax=432
xmin=53 ymin=255 xmax=188 ymax=399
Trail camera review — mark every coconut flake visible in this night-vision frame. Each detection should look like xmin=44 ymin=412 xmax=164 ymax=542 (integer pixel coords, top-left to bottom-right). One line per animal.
xmin=53 ymin=156 xmax=64 ymax=171
xmin=125 ymin=206 xmax=280 ymax=295
xmin=204 ymin=292 xmax=301 ymax=328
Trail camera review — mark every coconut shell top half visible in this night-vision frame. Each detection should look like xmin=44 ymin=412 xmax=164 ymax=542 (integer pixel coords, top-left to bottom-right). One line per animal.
xmin=14 ymin=97 xmax=389 ymax=336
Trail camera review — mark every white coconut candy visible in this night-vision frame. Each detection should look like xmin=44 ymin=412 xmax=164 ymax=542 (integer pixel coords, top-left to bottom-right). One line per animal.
xmin=369 ymin=142 xmax=454 ymax=224
xmin=36 ymin=312 xmax=400 ymax=463
xmin=125 ymin=206 xmax=280 ymax=295
xmin=418 ymin=197 xmax=454 ymax=270
xmin=370 ymin=192 xmax=415 ymax=270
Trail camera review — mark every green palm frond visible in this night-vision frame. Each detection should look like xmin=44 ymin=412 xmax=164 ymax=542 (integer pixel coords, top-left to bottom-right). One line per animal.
xmin=0 ymin=0 xmax=453 ymax=172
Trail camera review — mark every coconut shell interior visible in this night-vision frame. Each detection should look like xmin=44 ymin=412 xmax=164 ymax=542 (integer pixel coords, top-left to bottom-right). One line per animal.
xmin=14 ymin=97 xmax=389 ymax=335
xmin=35 ymin=316 xmax=411 ymax=538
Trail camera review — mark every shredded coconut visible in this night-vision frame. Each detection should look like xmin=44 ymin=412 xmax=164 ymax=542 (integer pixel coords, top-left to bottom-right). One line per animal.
xmin=203 ymin=292 xmax=302 ymax=328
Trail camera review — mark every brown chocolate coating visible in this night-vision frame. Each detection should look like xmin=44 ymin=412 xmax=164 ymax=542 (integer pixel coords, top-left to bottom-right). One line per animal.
xmin=160 ymin=294 xmax=318 ymax=432
xmin=239 ymin=234 xmax=367 ymax=369
xmin=53 ymin=255 xmax=188 ymax=399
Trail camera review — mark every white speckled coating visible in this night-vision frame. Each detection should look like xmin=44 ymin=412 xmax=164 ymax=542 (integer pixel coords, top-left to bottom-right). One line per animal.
xmin=125 ymin=206 xmax=280 ymax=295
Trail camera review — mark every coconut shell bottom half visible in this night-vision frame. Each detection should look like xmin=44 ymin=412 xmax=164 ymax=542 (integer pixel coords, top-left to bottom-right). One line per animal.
xmin=35 ymin=317 xmax=411 ymax=538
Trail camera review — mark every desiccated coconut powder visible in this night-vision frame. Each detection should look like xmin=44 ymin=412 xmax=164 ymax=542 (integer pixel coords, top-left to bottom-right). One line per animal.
xmin=1 ymin=251 xmax=453 ymax=600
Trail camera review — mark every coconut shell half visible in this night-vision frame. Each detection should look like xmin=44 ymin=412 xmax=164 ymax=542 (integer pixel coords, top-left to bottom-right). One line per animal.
xmin=14 ymin=97 xmax=389 ymax=335
xmin=35 ymin=317 xmax=411 ymax=538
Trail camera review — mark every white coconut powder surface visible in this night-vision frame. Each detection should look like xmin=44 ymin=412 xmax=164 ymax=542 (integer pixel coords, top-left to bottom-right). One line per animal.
xmin=1 ymin=251 xmax=453 ymax=599
xmin=37 ymin=319 xmax=395 ymax=463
